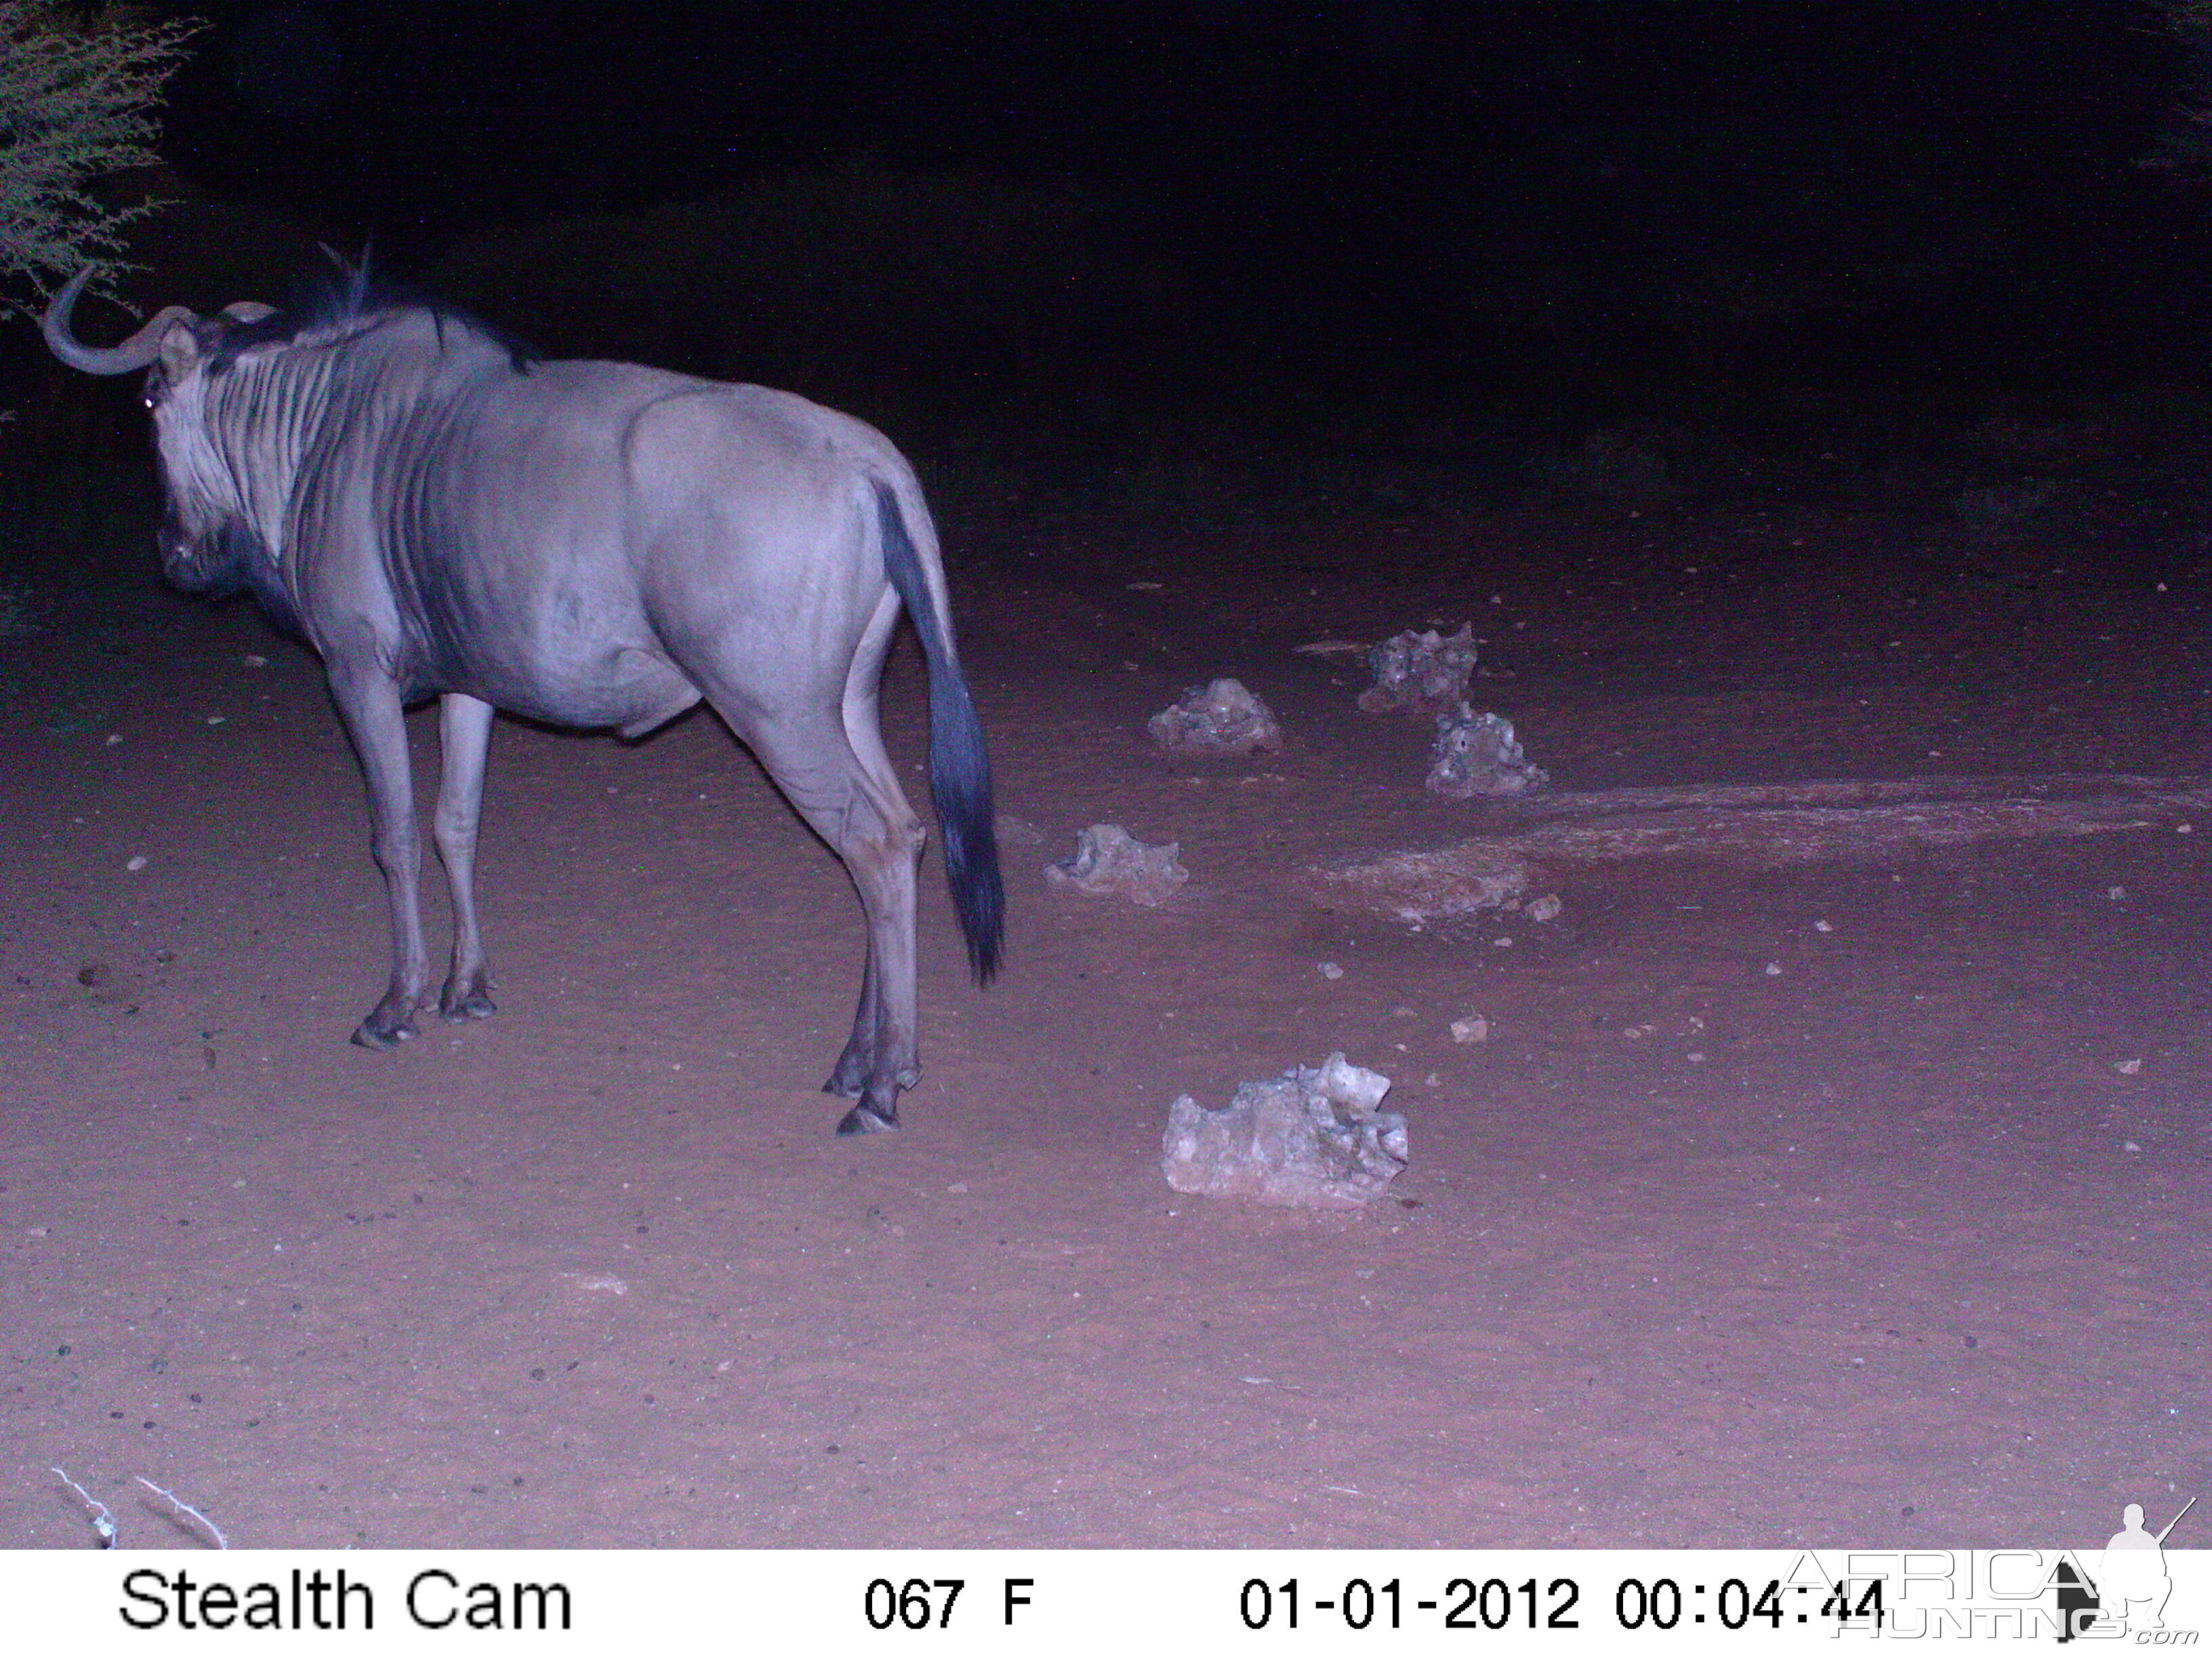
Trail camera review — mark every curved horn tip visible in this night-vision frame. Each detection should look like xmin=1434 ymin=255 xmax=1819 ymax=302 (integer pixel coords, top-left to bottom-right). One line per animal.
xmin=42 ymin=272 xmax=199 ymax=376
xmin=41 ymin=268 xmax=99 ymax=365
xmin=41 ymin=267 xmax=96 ymax=329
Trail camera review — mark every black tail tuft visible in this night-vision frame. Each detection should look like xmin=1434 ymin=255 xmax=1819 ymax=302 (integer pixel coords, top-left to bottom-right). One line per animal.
xmin=875 ymin=481 xmax=1004 ymax=982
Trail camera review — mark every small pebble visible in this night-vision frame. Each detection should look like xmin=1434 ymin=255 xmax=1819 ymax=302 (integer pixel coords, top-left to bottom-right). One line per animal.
xmin=1317 ymin=961 xmax=1344 ymax=981
xmin=2115 ymin=1059 xmax=2142 ymax=1076
xmin=125 ymin=855 xmax=148 ymax=873
xmin=1765 ymin=962 xmax=1783 ymax=976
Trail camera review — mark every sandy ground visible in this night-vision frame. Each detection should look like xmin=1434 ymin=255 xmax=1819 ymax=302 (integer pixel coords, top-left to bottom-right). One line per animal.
xmin=3 ymin=486 xmax=2208 ymax=1549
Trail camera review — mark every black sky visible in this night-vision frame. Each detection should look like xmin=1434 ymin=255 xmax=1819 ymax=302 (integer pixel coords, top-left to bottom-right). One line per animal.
xmin=157 ymin=9 xmax=2173 ymax=217
xmin=119 ymin=3 xmax=2212 ymax=410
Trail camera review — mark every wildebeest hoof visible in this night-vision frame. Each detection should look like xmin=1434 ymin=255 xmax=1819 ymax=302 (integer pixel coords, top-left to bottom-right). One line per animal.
xmin=350 ymin=1017 xmax=414 ymax=1050
xmin=440 ymin=986 xmax=496 ymax=1021
xmin=836 ymin=1102 xmax=900 ymax=1136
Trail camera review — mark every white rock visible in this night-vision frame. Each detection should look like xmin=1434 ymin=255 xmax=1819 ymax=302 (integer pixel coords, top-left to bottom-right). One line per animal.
xmin=1045 ymin=823 xmax=1187 ymax=906
xmin=1427 ymin=706 xmax=1549 ymax=798
xmin=1359 ymin=623 xmax=1479 ymax=715
xmin=1147 ymin=678 xmax=1283 ymax=757
xmin=1161 ymin=1051 xmax=1408 ymax=1208
xmin=1315 ymin=1050 xmax=1391 ymax=1113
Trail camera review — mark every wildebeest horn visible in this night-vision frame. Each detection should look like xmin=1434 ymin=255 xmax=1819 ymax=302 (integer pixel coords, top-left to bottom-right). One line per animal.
xmin=41 ymin=269 xmax=201 ymax=375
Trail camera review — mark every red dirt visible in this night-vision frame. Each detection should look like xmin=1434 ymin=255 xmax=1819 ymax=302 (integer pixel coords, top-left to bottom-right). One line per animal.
xmin=5 ymin=501 xmax=2208 ymax=1549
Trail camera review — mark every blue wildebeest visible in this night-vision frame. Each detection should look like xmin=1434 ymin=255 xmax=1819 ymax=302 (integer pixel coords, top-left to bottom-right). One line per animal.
xmin=45 ymin=269 xmax=1003 ymax=1135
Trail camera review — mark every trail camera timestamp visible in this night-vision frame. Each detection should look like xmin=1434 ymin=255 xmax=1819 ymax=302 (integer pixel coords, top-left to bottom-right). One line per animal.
xmin=1236 ymin=1573 xmax=1885 ymax=1634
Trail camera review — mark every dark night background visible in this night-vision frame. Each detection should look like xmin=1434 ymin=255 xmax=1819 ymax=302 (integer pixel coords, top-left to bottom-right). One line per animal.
xmin=14 ymin=0 xmax=2212 ymax=504
xmin=12 ymin=6 xmax=2212 ymax=1553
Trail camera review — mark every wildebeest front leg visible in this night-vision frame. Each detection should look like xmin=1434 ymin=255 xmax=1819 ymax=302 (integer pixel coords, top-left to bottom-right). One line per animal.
xmin=327 ymin=667 xmax=432 ymax=1048
xmin=434 ymin=693 xmax=497 ymax=1021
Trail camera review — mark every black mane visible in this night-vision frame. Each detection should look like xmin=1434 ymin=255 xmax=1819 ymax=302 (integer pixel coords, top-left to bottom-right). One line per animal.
xmin=209 ymin=257 xmax=537 ymax=375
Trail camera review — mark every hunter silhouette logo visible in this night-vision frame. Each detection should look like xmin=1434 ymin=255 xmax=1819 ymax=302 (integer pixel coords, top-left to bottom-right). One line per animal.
xmin=2057 ymin=1496 xmax=2194 ymax=1641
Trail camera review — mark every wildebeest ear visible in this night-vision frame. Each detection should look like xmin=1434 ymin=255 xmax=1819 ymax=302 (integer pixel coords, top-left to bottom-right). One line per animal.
xmin=222 ymin=301 xmax=276 ymax=323
xmin=157 ymin=317 xmax=205 ymax=382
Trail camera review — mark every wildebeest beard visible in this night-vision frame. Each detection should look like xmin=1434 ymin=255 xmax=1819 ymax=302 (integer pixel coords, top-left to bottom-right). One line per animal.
xmin=159 ymin=515 xmax=305 ymax=640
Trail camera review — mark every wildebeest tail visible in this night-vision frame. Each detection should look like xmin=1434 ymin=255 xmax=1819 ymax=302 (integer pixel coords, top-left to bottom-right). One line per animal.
xmin=874 ymin=480 xmax=1004 ymax=983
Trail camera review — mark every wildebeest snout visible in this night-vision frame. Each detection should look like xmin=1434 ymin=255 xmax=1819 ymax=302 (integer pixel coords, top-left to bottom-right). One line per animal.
xmin=157 ymin=516 xmax=245 ymax=597
xmin=155 ymin=517 xmax=206 ymax=587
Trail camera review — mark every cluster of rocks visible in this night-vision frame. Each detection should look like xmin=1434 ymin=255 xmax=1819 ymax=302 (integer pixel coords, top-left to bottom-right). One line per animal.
xmin=1059 ymin=624 xmax=1556 ymax=1204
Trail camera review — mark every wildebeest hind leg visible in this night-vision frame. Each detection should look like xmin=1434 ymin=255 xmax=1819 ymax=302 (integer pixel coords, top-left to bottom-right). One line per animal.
xmin=819 ymin=588 xmax=921 ymax=1119
xmin=327 ymin=665 xmax=432 ymax=1048
xmin=824 ymin=817 xmax=924 ymax=1135
xmin=433 ymin=692 xmax=497 ymax=1021
xmin=733 ymin=708 xmax=924 ymax=1135
xmin=821 ymin=948 xmax=878 ymax=1099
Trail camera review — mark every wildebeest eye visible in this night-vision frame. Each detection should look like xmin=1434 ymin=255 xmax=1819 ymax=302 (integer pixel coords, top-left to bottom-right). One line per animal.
xmin=142 ymin=371 xmax=165 ymax=410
